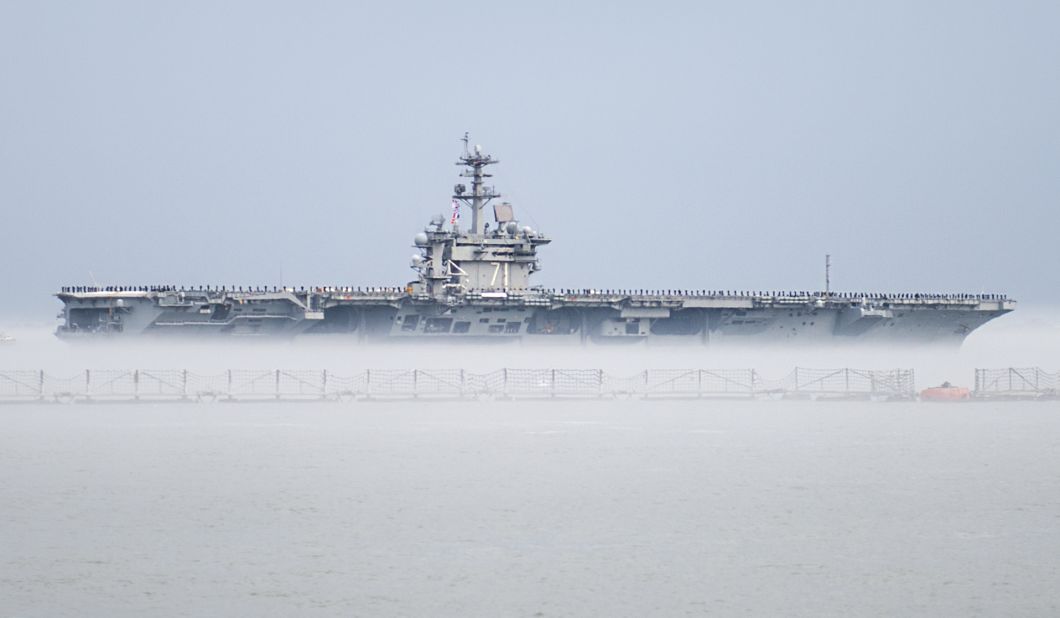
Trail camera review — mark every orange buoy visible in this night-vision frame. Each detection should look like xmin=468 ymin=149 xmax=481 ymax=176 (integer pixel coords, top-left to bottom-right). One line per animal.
xmin=920 ymin=381 xmax=971 ymax=402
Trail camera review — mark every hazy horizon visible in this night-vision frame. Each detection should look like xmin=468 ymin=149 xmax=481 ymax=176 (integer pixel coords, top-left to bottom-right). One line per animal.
xmin=2 ymin=1 xmax=1059 ymax=321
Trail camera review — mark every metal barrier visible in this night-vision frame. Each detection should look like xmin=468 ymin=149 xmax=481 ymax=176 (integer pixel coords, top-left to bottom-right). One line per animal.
xmin=974 ymin=368 xmax=1059 ymax=400
xmin=0 ymin=367 xmax=916 ymax=403
xmin=773 ymin=367 xmax=917 ymax=400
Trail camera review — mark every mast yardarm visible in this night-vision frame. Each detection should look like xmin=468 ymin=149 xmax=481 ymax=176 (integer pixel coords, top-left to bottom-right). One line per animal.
xmin=453 ymin=132 xmax=500 ymax=236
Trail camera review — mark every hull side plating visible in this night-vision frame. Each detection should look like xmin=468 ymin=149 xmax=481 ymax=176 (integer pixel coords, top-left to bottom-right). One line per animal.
xmin=55 ymin=289 xmax=1012 ymax=345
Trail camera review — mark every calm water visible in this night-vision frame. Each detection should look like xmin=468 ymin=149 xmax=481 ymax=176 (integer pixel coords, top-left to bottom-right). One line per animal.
xmin=2 ymin=400 xmax=1060 ymax=617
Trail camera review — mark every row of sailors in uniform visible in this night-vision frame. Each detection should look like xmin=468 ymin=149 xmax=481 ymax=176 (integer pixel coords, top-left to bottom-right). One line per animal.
xmin=62 ymin=285 xmax=178 ymax=293
xmin=61 ymin=285 xmax=404 ymax=294
xmin=60 ymin=285 xmax=1008 ymax=302
xmin=554 ymin=289 xmax=1009 ymax=301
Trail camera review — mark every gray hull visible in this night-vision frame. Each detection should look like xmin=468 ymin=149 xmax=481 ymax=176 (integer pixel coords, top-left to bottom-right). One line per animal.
xmin=55 ymin=287 xmax=1013 ymax=345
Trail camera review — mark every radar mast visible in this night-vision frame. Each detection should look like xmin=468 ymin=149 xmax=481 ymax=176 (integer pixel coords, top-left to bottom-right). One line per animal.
xmin=452 ymin=132 xmax=500 ymax=236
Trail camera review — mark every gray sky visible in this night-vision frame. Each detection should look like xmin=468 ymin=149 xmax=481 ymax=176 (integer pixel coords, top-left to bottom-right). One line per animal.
xmin=1 ymin=0 xmax=1057 ymax=318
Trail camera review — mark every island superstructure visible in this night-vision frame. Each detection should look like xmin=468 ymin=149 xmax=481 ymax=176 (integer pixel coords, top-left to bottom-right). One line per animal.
xmin=55 ymin=136 xmax=1014 ymax=344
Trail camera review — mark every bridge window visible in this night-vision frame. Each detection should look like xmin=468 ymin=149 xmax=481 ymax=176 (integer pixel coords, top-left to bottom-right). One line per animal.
xmin=402 ymin=315 xmax=420 ymax=331
xmin=453 ymin=321 xmax=471 ymax=334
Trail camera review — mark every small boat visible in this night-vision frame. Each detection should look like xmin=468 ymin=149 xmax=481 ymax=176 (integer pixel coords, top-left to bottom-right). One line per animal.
xmin=920 ymin=381 xmax=971 ymax=401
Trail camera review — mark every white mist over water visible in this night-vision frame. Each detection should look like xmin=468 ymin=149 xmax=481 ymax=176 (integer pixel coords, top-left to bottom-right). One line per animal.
xmin=2 ymin=305 xmax=1058 ymax=388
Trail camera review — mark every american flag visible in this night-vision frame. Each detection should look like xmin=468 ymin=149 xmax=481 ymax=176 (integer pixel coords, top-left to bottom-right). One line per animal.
xmin=450 ymin=200 xmax=460 ymax=225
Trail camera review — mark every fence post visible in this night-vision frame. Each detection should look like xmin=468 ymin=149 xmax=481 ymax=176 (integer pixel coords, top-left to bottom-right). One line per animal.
xmin=413 ymin=369 xmax=419 ymax=399
xmin=134 ymin=369 xmax=140 ymax=400
xmin=322 ymin=369 xmax=327 ymax=400
xmin=550 ymin=369 xmax=556 ymax=398
xmin=85 ymin=369 xmax=90 ymax=400
xmin=275 ymin=369 xmax=280 ymax=400
xmin=750 ymin=369 xmax=757 ymax=397
xmin=366 ymin=369 xmax=371 ymax=398
xmin=227 ymin=369 xmax=232 ymax=399
xmin=844 ymin=368 xmax=850 ymax=392
xmin=39 ymin=369 xmax=45 ymax=401
xmin=598 ymin=369 xmax=603 ymax=398
xmin=697 ymin=369 xmax=703 ymax=398
xmin=460 ymin=369 xmax=465 ymax=398
xmin=182 ymin=370 xmax=188 ymax=400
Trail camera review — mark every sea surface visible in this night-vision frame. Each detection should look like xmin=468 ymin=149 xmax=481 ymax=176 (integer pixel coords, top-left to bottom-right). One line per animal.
xmin=3 ymin=399 xmax=1059 ymax=617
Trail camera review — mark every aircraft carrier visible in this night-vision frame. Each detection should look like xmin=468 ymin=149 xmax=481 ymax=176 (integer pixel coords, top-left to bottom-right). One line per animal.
xmin=55 ymin=136 xmax=1014 ymax=344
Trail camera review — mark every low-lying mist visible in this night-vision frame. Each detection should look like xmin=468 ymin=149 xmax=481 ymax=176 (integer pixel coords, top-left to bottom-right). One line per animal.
xmin=2 ymin=306 xmax=1058 ymax=390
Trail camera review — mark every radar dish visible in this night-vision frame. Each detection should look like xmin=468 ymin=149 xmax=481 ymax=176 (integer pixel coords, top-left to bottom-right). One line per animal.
xmin=494 ymin=202 xmax=515 ymax=223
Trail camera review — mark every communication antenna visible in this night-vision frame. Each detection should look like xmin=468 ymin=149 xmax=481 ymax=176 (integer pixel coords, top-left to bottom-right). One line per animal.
xmin=453 ymin=132 xmax=500 ymax=235
xmin=825 ymin=254 xmax=831 ymax=296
